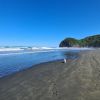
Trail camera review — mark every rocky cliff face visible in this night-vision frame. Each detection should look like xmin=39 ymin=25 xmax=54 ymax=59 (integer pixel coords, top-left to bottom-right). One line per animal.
xmin=59 ymin=34 xmax=100 ymax=47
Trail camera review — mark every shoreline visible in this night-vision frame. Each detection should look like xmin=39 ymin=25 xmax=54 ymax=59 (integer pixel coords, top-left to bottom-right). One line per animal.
xmin=0 ymin=50 xmax=80 ymax=78
xmin=0 ymin=58 xmax=77 ymax=79
xmin=0 ymin=50 xmax=100 ymax=100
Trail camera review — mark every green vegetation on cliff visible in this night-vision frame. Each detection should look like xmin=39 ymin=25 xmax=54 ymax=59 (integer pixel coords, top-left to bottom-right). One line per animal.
xmin=59 ymin=34 xmax=100 ymax=47
xmin=59 ymin=38 xmax=78 ymax=47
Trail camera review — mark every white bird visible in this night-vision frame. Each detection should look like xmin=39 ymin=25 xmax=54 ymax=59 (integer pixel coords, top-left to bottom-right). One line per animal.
xmin=64 ymin=58 xmax=67 ymax=63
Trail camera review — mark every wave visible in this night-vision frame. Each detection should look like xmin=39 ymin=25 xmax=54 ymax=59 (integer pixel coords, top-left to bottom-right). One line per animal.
xmin=0 ymin=48 xmax=23 ymax=51
xmin=0 ymin=49 xmax=58 ymax=56
xmin=0 ymin=47 xmax=93 ymax=56
xmin=59 ymin=47 xmax=94 ymax=50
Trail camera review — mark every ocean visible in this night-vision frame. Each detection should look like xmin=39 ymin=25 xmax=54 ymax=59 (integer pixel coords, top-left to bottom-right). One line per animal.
xmin=0 ymin=47 xmax=92 ymax=78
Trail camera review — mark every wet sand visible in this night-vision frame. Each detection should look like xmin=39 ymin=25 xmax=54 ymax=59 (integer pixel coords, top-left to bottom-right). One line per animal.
xmin=0 ymin=50 xmax=100 ymax=100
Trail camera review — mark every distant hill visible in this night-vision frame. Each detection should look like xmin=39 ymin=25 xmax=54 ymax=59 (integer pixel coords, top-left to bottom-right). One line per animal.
xmin=59 ymin=34 xmax=100 ymax=47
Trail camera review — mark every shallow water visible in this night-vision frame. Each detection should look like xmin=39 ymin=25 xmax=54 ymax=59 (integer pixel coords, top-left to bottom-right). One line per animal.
xmin=0 ymin=49 xmax=81 ymax=77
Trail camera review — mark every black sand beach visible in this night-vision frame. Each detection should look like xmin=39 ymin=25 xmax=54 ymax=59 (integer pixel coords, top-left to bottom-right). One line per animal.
xmin=0 ymin=50 xmax=100 ymax=100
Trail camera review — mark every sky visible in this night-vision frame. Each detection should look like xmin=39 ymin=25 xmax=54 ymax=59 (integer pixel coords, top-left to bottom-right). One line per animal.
xmin=0 ymin=0 xmax=100 ymax=47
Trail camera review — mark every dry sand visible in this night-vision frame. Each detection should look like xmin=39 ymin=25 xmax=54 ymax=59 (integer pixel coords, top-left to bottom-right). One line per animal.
xmin=0 ymin=50 xmax=100 ymax=100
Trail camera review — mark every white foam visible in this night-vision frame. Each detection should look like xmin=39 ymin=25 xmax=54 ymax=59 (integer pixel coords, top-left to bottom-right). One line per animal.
xmin=0 ymin=48 xmax=23 ymax=51
xmin=59 ymin=47 xmax=94 ymax=50
xmin=32 ymin=47 xmax=40 ymax=50
xmin=0 ymin=49 xmax=57 ymax=56
xmin=0 ymin=47 xmax=93 ymax=56
xmin=40 ymin=47 xmax=54 ymax=49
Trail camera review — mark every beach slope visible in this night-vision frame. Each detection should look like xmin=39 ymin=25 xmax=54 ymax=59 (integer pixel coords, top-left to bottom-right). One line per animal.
xmin=0 ymin=50 xmax=100 ymax=100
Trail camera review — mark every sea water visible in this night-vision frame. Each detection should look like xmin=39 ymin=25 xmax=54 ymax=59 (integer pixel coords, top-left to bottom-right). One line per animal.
xmin=0 ymin=47 xmax=92 ymax=78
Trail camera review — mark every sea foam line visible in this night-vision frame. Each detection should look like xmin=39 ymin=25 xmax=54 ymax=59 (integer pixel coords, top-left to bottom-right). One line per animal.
xmin=0 ymin=47 xmax=94 ymax=56
xmin=0 ymin=50 xmax=58 ymax=56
